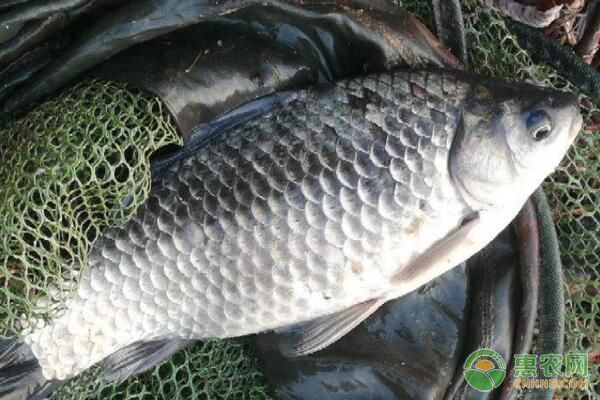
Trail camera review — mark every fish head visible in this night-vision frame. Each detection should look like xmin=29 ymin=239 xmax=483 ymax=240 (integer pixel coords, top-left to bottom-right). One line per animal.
xmin=449 ymin=77 xmax=582 ymax=211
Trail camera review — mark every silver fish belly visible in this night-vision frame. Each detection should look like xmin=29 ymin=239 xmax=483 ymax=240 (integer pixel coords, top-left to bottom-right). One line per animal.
xmin=23 ymin=70 xmax=470 ymax=380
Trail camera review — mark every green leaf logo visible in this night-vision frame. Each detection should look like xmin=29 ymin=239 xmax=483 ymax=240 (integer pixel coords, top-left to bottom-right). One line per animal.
xmin=463 ymin=349 xmax=507 ymax=392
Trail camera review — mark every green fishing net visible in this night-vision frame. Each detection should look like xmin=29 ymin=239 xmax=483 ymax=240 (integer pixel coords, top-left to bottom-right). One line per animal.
xmin=0 ymin=1 xmax=597 ymax=399
xmin=52 ymin=340 xmax=270 ymax=400
xmin=0 ymin=80 xmax=181 ymax=338
xmin=0 ymin=74 xmax=270 ymax=400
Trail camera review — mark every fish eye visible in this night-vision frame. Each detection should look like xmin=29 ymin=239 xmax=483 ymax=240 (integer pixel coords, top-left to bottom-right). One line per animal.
xmin=526 ymin=110 xmax=552 ymax=141
xmin=532 ymin=125 xmax=551 ymax=141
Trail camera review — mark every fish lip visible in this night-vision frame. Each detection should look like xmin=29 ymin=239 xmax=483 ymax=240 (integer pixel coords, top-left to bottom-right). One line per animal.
xmin=569 ymin=108 xmax=583 ymax=140
xmin=553 ymin=92 xmax=582 ymax=141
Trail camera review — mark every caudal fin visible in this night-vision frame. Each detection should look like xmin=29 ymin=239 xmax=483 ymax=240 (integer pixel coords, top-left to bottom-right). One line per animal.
xmin=0 ymin=339 xmax=59 ymax=400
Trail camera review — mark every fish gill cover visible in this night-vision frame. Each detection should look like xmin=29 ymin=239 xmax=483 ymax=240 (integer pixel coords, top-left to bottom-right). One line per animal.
xmin=0 ymin=1 xmax=597 ymax=400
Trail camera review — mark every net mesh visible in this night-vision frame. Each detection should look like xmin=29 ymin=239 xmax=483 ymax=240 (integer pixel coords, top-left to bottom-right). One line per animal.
xmin=52 ymin=340 xmax=270 ymax=400
xmin=0 ymin=1 xmax=596 ymax=399
xmin=0 ymin=80 xmax=181 ymax=338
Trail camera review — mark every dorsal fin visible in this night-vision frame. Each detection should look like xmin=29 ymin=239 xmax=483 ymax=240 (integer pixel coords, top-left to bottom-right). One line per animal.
xmin=151 ymin=91 xmax=297 ymax=176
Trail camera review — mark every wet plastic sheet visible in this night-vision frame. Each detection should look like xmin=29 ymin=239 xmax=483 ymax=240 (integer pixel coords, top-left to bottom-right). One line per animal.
xmin=91 ymin=3 xmax=459 ymax=137
xmin=0 ymin=0 xmax=460 ymax=126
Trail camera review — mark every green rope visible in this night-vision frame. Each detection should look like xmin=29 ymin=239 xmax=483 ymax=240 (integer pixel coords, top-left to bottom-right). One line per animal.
xmin=508 ymin=20 xmax=600 ymax=103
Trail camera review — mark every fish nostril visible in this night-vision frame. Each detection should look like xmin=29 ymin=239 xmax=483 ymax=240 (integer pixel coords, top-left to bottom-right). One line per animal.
xmin=549 ymin=96 xmax=561 ymax=109
xmin=549 ymin=92 xmax=578 ymax=109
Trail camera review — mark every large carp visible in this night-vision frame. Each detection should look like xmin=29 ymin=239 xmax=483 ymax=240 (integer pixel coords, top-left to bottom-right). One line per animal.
xmin=0 ymin=68 xmax=582 ymax=399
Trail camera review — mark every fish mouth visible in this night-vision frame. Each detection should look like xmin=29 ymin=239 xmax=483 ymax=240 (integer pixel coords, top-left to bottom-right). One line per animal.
xmin=569 ymin=108 xmax=583 ymax=140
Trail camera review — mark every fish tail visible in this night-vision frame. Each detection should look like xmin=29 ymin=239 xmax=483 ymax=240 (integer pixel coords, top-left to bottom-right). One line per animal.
xmin=0 ymin=339 xmax=59 ymax=400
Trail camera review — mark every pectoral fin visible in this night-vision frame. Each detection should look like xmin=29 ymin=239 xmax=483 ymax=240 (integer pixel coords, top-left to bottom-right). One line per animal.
xmin=277 ymin=298 xmax=384 ymax=357
xmin=391 ymin=213 xmax=481 ymax=288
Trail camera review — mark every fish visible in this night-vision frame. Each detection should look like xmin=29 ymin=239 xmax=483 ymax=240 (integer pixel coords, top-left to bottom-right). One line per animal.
xmin=0 ymin=68 xmax=582 ymax=399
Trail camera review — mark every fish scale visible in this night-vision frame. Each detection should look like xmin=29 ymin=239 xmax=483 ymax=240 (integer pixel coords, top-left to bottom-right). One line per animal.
xmin=25 ymin=70 xmax=477 ymax=380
